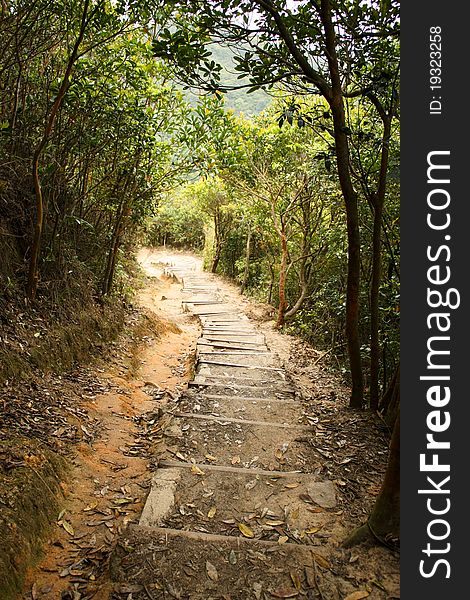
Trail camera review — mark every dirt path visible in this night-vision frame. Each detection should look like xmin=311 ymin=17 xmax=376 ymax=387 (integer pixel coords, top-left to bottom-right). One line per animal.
xmin=110 ymin=251 xmax=400 ymax=600
xmin=20 ymin=250 xmax=200 ymax=600
xmin=20 ymin=249 xmax=399 ymax=600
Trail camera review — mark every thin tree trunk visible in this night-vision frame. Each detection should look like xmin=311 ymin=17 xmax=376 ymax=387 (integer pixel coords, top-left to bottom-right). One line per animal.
xmin=285 ymin=256 xmax=308 ymax=321
xmin=275 ymin=226 xmax=288 ymax=328
xmin=380 ymin=363 xmax=400 ymax=428
xmin=102 ymin=199 xmax=131 ymax=296
xmin=369 ymin=106 xmax=393 ymax=409
xmin=369 ymin=198 xmax=383 ymax=408
xmin=211 ymin=209 xmax=222 ymax=273
xmin=211 ymin=245 xmax=222 ymax=273
xmin=268 ymin=260 xmax=275 ymax=305
xmin=240 ymin=225 xmax=252 ymax=293
xmin=320 ymin=0 xmax=363 ymax=407
xmin=27 ymin=0 xmax=90 ymax=300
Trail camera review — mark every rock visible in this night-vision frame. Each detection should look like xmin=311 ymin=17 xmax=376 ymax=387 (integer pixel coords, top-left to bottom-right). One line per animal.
xmin=139 ymin=468 xmax=181 ymax=526
xmin=307 ymin=480 xmax=337 ymax=508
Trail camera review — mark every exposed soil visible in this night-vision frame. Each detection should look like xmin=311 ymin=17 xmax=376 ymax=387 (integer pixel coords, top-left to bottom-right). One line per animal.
xmin=4 ymin=248 xmax=399 ymax=600
xmin=14 ymin=249 xmax=200 ymax=600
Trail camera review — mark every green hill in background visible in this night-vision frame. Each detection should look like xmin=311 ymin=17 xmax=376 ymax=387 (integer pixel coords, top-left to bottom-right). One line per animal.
xmin=185 ymin=44 xmax=272 ymax=116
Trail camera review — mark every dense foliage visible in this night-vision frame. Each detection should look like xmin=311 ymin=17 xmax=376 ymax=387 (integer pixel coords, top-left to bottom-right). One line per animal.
xmin=150 ymin=100 xmax=400 ymax=399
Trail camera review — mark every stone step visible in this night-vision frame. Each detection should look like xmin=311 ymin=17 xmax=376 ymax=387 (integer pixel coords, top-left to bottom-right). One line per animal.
xmin=169 ymin=413 xmax=314 ymax=472
xmin=174 ymin=412 xmax=310 ymax=430
xmin=110 ymin=524 xmax=328 ymax=600
xmin=139 ymin=467 xmax=332 ymax=543
xmin=178 ymin=395 xmax=300 ymax=423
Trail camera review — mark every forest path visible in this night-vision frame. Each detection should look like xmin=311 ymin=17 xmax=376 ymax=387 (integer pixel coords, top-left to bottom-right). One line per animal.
xmin=110 ymin=251 xmax=399 ymax=600
xmin=20 ymin=249 xmax=399 ymax=600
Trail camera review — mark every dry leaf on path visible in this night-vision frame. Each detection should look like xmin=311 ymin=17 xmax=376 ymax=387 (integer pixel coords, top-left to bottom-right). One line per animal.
xmin=238 ymin=523 xmax=255 ymax=538
xmin=191 ymin=465 xmax=205 ymax=476
xmin=207 ymin=506 xmax=217 ymax=518
xmin=271 ymin=587 xmax=299 ymax=598
xmin=311 ymin=552 xmax=331 ymax=569
xmin=231 ymin=455 xmax=240 ymax=464
xmin=343 ymin=592 xmax=370 ymax=600
xmin=59 ymin=520 xmax=74 ymax=536
xmin=206 ymin=560 xmax=219 ymax=581
xmin=290 ymin=571 xmax=301 ymax=591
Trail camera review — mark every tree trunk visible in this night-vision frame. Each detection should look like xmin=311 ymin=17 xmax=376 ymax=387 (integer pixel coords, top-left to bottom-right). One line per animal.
xmin=320 ymin=0 xmax=363 ymax=407
xmin=380 ymin=363 xmax=400 ymax=428
xmin=240 ymin=225 xmax=252 ymax=293
xmin=343 ymin=408 xmax=400 ymax=547
xmin=369 ymin=198 xmax=383 ymax=409
xmin=368 ymin=107 xmax=393 ymax=409
xmin=267 ymin=260 xmax=275 ymax=305
xmin=211 ymin=244 xmax=222 ymax=273
xmin=26 ymin=0 xmax=90 ymax=300
xmin=285 ymin=256 xmax=308 ymax=321
xmin=211 ymin=209 xmax=222 ymax=273
xmin=275 ymin=226 xmax=288 ymax=328
xmin=102 ymin=199 xmax=130 ymax=296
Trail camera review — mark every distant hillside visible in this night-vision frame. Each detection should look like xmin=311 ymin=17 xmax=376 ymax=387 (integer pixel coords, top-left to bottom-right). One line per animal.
xmin=185 ymin=44 xmax=271 ymax=116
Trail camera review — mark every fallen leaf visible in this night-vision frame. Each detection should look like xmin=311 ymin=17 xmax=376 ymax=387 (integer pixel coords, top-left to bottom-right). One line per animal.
xmin=299 ymin=493 xmax=313 ymax=504
xmin=229 ymin=549 xmax=237 ymax=565
xmin=278 ymin=535 xmax=288 ymax=544
xmin=112 ymin=497 xmax=135 ymax=505
xmin=83 ymin=502 xmax=98 ymax=512
xmin=59 ymin=520 xmax=74 ymax=536
xmin=191 ymin=465 xmax=205 ymax=476
xmin=207 ymin=506 xmax=217 ymax=518
xmin=206 ymin=560 xmax=218 ymax=581
xmin=231 ymin=455 xmax=240 ymax=464
xmin=343 ymin=592 xmax=370 ymax=600
xmin=266 ymin=520 xmax=285 ymax=526
xmin=306 ymin=506 xmax=324 ymax=513
xmin=238 ymin=523 xmax=255 ymax=538
xmin=205 ymin=454 xmax=217 ymax=461
xmin=284 ymin=482 xmax=300 ymax=489
xmin=290 ymin=571 xmax=301 ymax=591
xmin=305 ymin=527 xmax=320 ymax=534
xmin=271 ymin=587 xmax=299 ymax=598
xmin=311 ymin=552 xmax=331 ymax=570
